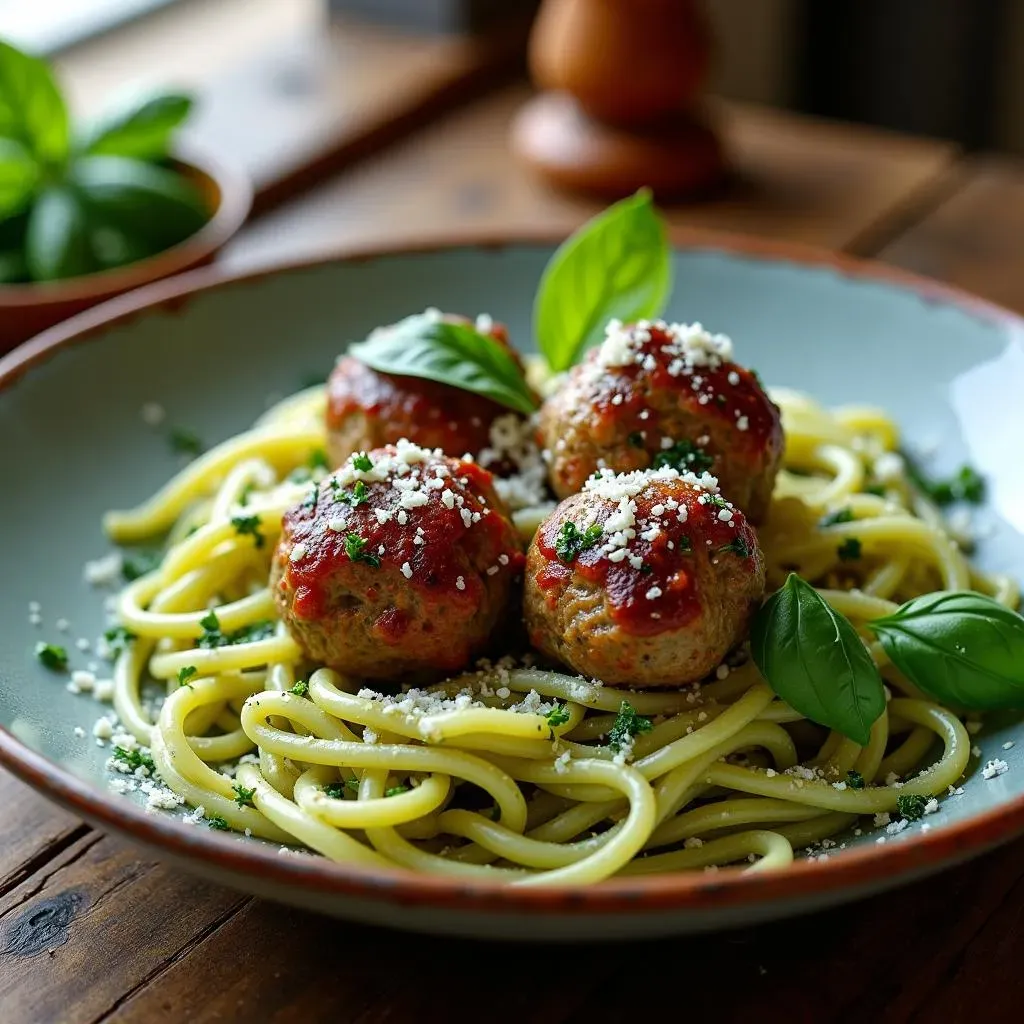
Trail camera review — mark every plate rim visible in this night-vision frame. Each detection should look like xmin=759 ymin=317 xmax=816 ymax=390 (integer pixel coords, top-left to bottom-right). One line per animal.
xmin=1 ymin=226 xmax=1021 ymax=920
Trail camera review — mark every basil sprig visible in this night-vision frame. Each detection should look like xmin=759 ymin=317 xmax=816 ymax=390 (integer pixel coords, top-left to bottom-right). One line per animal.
xmin=751 ymin=574 xmax=885 ymax=745
xmin=348 ymin=312 xmax=537 ymax=415
xmin=868 ymin=591 xmax=1024 ymax=709
xmin=0 ymin=38 xmax=203 ymax=285
xmin=752 ymin=578 xmax=1024 ymax=742
xmin=534 ymin=189 xmax=672 ymax=372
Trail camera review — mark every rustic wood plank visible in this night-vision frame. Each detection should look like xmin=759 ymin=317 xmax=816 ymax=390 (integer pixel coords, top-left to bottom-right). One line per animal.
xmin=58 ymin=0 xmax=528 ymax=215
xmin=0 ymin=773 xmax=85 ymax=899
xmin=225 ymin=84 xmax=958 ymax=269
xmin=0 ymin=833 xmax=246 ymax=1024
xmin=95 ymin=836 xmax=1024 ymax=1024
xmin=877 ymin=156 xmax=1024 ymax=316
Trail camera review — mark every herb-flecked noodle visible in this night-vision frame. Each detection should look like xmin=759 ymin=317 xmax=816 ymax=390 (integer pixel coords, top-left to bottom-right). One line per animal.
xmin=99 ymin=381 xmax=1016 ymax=883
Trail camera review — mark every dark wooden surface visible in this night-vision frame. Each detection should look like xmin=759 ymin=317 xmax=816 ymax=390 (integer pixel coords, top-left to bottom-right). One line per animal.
xmin=5 ymin=12 xmax=1024 ymax=1023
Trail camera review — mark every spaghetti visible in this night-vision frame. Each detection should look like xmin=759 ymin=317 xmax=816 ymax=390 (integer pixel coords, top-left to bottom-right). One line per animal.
xmin=97 ymin=381 xmax=1013 ymax=884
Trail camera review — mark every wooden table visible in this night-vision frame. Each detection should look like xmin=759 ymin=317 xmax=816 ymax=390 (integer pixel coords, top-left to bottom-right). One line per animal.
xmin=6 ymin=17 xmax=1024 ymax=1023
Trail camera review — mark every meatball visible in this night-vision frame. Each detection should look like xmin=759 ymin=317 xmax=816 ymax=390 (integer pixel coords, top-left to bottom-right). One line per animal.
xmin=539 ymin=319 xmax=783 ymax=522
xmin=523 ymin=466 xmax=765 ymax=687
xmin=272 ymin=440 xmax=524 ymax=680
xmin=326 ymin=311 xmax=530 ymax=470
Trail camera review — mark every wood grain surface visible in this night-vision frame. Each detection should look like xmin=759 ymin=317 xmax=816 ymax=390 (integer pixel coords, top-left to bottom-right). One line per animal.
xmin=5 ymin=18 xmax=1024 ymax=1024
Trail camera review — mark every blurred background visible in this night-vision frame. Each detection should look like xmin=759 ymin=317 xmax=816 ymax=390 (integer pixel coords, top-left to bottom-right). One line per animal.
xmin=3 ymin=0 xmax=1021 ymax=152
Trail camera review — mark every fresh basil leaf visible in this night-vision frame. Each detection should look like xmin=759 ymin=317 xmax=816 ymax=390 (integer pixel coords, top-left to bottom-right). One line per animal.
xmin=26 ymin=187 xmax=96 ymax=282
xmin=0 ymin=138 xmax=38 ymax=219
xmin=80 ymin=90 xmax=194 ymax=161
xmin=868 ymin=591 xmax=1024 ymax=710
xmin=0 ymin=40 xmax=69 ymax=166
xmin=0 ymin=249 xmax=26 ymax=283
xmin=70 ymin=155 xmax=208 ymax=253
xmin=534 ymin=189 xmax=672 ymax=372
xmin=751 ymin=573 xmax=885 ymax=745
xmin=348 ymin=312 xmax=538 ymax=415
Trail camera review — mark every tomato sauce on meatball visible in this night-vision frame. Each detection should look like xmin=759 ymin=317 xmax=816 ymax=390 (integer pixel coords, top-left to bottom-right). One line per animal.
xmin=523 ymin=467 xmax=765 ymax=686
xmin=326 ymin=312 xmax=530 ymax=471
xmin=538 ymin=320 xmax=783 ymax=521
xmin=272 ymin=441 xmax=524 ymax=680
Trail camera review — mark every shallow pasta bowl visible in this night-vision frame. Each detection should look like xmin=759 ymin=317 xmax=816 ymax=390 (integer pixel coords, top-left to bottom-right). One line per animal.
xmin=1 ymin=231 xmax=1023 ymax=941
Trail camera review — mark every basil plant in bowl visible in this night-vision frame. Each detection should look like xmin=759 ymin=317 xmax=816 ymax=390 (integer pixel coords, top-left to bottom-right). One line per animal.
xmin=0 ymin=39 xmax=251 ymax=350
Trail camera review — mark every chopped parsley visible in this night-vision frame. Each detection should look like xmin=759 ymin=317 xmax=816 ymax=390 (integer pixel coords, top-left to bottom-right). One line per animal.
xmin=111 ymin=746 xmax=156 ymax=774
xmin=231 ymin=514 xmax=265 ymax=549
xmin=837 ymin=538 xmax=862 ymax=562
xmin=846 ymin=770 xmax=865 ymax=790
xmin=197 ymin=611 xmax=224 ymax=648
xmin=227 ymin=621 xmax=276 ymax=645
xmin=750 ymin=369 xmax=764 ymax=389
xmin=177 ymin=666 xmax=198 ymax=688
xmin=345 ymin=778 xmax=361 ymax=793
xmin=309 ymin=449 xmax=329 ymax=471
xmin=197 ymin=612 xmax=275 ymax=648
xmin=651 ymin=439 xmax=714 ymax=475
xmin=289 ymin=449 xmax=331 ymax=484
xmin=608 ymin=700 xmax=653 ymax=753
xmin=627 ymin=431 xmax=645 ymax=448
xmin=554 ymin=521 xmax=603 ymax=563
xmin=385 ymin=785 xmax=409 ymax=798
xmin=863 ymin=484 xmax=887 ymax=497
xmin=232 ymin=784 xmax=256 ymax=808
xmin=169 ymin=427 xmax=203 ymax=457
xmin=207 ymin=815 xmax=230 ymax=831
xmin=546 ymin=703 xmax=571 ymax=728
xmin=676 ymin=536 xmax=693 ymax=554
xmin=35 ymin=642 xmax=68 ymax=671
xmin=104 ymin=626 xmax=137 ymax=656
xmin=289 ymin=680 xmax=310 ymax=697
xmin=323 ymin=783 xmax=346 ymax=799
xmin=896 ymin=794 xmax=929 ymax=821
xmin=351 ymin=452 xmax=374 ymax=472
xmin=239 ymin=483 xmax=255 ymax=506
xmin=121 ymin=549 xmax=162 ymax=582
xmin=820 ymin=507 xmax=855 ymax=528
xmin=345 ymin=532 xmax=381 ymax=568
xmin=336 ymin=480 xmax=370 ymax=507
xmin=302 ymin=488 xmax=318 ymax=512
xmin=902 ymin=453 xmax=986 ymax=506
xmin=719 ymin=535 xmax=750 ymax=558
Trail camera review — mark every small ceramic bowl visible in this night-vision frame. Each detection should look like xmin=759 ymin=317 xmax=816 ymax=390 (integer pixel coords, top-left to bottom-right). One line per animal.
xmin=0 ymin=147 xmax=252 ymax=351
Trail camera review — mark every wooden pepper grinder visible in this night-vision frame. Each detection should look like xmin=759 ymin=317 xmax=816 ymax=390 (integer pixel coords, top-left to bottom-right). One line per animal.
xmin=511 ymin=0 xmax=724 ymax=198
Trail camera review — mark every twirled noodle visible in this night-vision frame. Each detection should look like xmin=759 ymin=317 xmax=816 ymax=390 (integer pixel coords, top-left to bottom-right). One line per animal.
xmin=94 ymin=386 xmax=1007 ymax=884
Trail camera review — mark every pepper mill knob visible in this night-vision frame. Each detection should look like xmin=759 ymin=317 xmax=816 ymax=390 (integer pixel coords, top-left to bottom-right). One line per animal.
xmin=511 ymin=0 xmax=724 ymax=199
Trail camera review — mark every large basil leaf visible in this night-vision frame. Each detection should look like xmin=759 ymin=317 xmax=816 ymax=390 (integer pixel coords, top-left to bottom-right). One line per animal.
xmin=80 ymin=90 xmax=194 ymax=161
xmin=751 ymin=573 xmax=886 ymax=745
xmin=0 ymin=138 xmax=39 ymax=219
xmin=869 ymin=591 xmax=1024 ymax=709
xmin=0 ymin=40 xmax=68 ymax=166
xmin=26 ymin=187 xmax=95 ymax=281
xmin=534 ymin=189 xmax=672 ymax=372
xmin=70 ymin=155 xmax=208 ymax=254
xmin=348 ymin=313 xmax=538 ymax=415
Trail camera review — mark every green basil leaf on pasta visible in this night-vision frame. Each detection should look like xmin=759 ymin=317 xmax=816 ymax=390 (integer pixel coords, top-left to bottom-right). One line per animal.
xmin=868 ymin=591 xmax=1024 ymax=709
xmin=534 ymin=188 xmax=672 ymax=372
xmin=0 ymin=40 xmax=69 ymax=167
xmin=0 ymin=138 xmax=39 ymax=219
xmin=751 ymin=573 xmax=885 ymax=745
xmin=79 ymin=90 xmax=194 ymax=161
xmin=25 ymin=186 xmax=96 ymax=282
xmin=348 ymin=313 xmax=538 ymax=415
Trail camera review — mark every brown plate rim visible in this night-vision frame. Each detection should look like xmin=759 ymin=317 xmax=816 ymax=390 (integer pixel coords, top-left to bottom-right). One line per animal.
xmin=0 ymin=225 xmax=1020 ymax=918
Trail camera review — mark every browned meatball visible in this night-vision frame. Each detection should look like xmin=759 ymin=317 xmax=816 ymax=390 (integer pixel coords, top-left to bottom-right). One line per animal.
xmin=272 ymin=440 xmax=524 ymax=680
xmin=539 ymin=320 xmax=783 ymax=521
xmin=326 ymin=311 xmax=530 ymax=470
xmin=523 ymin=467 xmax=765 ymax=687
